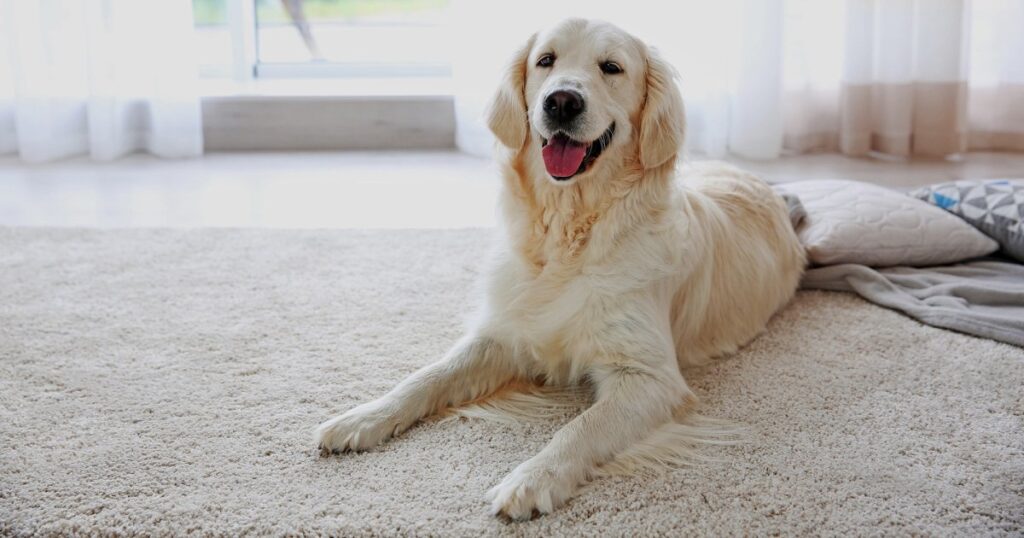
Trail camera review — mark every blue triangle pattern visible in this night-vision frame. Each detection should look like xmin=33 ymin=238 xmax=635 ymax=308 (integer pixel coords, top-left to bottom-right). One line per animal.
xmin=932 ymin=192 xmax=958 ymax=209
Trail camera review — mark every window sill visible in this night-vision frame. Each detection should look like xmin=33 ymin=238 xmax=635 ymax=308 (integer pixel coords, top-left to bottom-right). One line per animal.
xmin=199 ymin=77 xmax=456 ymax=151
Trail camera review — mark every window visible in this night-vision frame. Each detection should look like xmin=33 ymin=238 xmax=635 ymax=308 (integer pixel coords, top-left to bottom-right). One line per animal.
xmin=192 ymin=0 xmax=451 ymax=79
xmin=193 ymin=0 xmax=234 ymax=78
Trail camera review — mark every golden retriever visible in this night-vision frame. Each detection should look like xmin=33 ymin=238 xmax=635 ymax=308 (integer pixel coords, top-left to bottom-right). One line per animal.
xmin=316 ymin=18 xmax=805 ymax=520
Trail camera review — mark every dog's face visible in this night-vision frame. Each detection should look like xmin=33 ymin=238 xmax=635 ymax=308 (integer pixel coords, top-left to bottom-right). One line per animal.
xmin=524 ymin=20 xmax=645 ymax=182
xmin=488 ymin=19 xmax=685 ymax=185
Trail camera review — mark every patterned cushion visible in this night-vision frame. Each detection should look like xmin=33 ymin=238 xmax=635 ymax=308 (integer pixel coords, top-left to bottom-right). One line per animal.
xmin=911 ymin=180 xmax=1024 ymax=262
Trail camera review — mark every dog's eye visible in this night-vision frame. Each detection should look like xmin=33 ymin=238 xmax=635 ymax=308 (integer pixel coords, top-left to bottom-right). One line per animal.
xmin=600 ymin=61 xmax=623 ymax=75
xmin=536 ymin=54 xmax=555 ymax=68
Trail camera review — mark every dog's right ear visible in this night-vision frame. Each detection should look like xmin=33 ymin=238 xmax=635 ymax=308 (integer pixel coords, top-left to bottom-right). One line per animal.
xmin=486 ymin=34 xmax=536 ymax=150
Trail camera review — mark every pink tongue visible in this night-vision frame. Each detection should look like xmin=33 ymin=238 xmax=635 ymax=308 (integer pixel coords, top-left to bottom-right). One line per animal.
xmin=542 ymin=135 xmax=588 ymax=178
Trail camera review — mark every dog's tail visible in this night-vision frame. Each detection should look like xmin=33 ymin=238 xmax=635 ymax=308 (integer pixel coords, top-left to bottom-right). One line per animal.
xmin=440 ymin=384 xmax=747 ymax=476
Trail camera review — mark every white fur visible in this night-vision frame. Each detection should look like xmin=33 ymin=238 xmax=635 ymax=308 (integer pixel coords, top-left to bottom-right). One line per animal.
xmin=316 ymin=18 xmax=805 ymax=521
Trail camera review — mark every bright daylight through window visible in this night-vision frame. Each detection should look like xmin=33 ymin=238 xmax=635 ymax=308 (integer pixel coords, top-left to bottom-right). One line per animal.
xmin=192 ymin=0 xmax=451 ymax=78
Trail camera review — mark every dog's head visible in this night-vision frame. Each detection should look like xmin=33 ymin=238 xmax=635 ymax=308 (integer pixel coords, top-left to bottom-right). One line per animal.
xmin=487 ymin=18 xmax=685 ymax=185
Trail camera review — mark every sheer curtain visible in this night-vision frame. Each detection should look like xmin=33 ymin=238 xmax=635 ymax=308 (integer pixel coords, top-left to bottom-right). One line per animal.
xmin=0 ymin=0 xmax=203 ymax=162
xmin=451 ymin=0 xmax=1024 ymax=160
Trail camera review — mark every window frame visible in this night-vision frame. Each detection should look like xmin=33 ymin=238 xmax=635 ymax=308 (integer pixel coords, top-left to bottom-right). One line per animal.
xmin=213 ymin=0 xmax=451 ymax=81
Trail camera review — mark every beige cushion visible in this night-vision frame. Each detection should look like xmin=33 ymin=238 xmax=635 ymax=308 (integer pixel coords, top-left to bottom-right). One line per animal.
xmin=776 ymin=179 xmax=999 ymax=267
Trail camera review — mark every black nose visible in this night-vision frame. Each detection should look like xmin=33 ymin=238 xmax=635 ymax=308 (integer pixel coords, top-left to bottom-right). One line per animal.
xmin=544 ymin=90 xmax=584 ymax=124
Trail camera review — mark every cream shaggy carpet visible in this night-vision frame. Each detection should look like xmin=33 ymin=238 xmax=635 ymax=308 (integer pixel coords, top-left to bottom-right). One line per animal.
xmin=1 ymin=228 xmax=1022 ymax=537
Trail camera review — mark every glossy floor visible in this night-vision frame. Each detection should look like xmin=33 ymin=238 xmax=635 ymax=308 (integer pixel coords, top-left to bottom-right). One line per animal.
xmin=1 ymin=151 xmax=1021 ymax=228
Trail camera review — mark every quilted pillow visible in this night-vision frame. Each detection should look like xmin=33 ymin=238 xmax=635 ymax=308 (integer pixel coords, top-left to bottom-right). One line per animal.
xmin=911 ymin=179 xmax=1024 ymax=262
xmin=775 ymin=179 xmax=998 ymax=267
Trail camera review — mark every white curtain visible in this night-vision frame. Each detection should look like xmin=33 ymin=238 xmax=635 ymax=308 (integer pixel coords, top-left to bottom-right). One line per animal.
xmin=967 ymin=0 xmax=1024 ymax=151
xmin=0 ymin=0 xmax=203 ymax=162
xmin=451 ymin=0 xmax=1024 ymax=160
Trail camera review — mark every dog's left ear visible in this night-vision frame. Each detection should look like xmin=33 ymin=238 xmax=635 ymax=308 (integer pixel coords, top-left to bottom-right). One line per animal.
xmin=486 ymin=34 xmax=536 ymax=150
xmin=638 ymin=47 xmax=685 ymax=170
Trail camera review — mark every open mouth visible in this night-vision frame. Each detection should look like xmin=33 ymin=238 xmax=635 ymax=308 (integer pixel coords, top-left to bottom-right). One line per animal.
xmin=540 ymin=123 xmax=616 ymax=181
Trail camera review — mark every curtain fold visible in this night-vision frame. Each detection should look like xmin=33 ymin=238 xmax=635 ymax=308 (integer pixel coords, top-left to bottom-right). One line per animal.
xmin=0 ymin=0 xmax=203 ymax=163
xmin=728 ymin=0 xmax=784 ymax=159
xmin=829 ymin=0 xmax=970 ymax=157
xmin=451 ymin=0 xmax=1024 ymax=160
xmin=967 ymin=0 xmax=1024 ymax=152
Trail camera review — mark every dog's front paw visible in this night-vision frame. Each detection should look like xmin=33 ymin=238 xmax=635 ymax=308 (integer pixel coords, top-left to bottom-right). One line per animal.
xmin=487 ymin=459 xmax=580 ymax=520
xmin=315 ymin=399 xmax=404 ymax=455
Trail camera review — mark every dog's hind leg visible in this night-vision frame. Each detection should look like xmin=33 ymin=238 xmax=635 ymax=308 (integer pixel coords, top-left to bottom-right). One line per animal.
xmin=315 ymin=334 xmax=520 ymax=454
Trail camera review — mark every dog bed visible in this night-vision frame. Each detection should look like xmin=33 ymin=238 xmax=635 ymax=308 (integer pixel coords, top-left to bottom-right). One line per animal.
xmin=776 ymin=179 xmax=1024 ymax=348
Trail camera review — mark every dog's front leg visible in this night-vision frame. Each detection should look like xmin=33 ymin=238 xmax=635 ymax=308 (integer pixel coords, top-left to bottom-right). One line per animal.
xmin=316 ymin=335 xmax=518 ymax=454
xmin=488 ymin=355 xmax=691 ymax=520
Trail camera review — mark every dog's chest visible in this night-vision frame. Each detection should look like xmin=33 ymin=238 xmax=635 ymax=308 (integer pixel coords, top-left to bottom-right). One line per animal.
xmin=487 ymin=254 xmax=617 ymax=378
xmin=519 ymin=206 xmax=600 ymax=270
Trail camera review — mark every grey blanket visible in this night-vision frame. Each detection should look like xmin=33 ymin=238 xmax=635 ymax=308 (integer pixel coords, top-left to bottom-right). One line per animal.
xmin=801 ymin=261 xmax=1024 ymax=348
